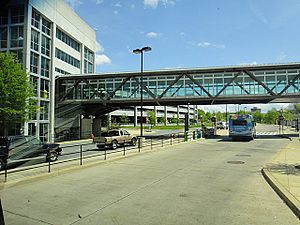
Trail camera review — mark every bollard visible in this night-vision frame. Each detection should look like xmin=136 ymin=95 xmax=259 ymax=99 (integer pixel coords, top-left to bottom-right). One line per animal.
xmin=184 ymin=132 xmax=188 ymax=142
xmin=80 ymin=145 xmax=83 ymax=165
xmin=4 ymin=167 xmax=7 ymax=183
xmin=162 ymin=138 xmax=164 ymax=147
xmin=104 ymin=149 xmax=107 ymax=160
xmin=0 ymin=199 xmax=5 ymax=225
xmin=123 ymin=146 xmax=126 ymax=156
xmin=193 ymin=131 xmax=196 ymax=140
xmin=48 ymin=161 xmax=51 ymax=173
xmin=151 ymin=138 xmax=153 ymax=150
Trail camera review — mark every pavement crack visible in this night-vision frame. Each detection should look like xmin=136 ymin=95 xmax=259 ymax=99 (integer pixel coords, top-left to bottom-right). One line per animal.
xmin=4 ymin=209 xmax=54 ymax=224
xmin=69 ymin=167 xmax=185 ymax=225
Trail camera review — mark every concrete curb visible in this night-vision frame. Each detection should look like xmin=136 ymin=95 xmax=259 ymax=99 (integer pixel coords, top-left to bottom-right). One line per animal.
xmin=261 ymin=168 xmax=300 ymax=219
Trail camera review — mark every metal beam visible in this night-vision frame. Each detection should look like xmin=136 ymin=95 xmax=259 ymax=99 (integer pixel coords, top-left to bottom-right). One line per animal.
xmin=213 ymin=71 xmax=242 ymax=100
xmin=158 ymin=73 xmax=185 ymax=99
xmin=107 ymin=76 xmax=132 ymax=100
xmin=59 ymin=79 xmax=81 ymax=102
xmin=243 ymin=70 xmax=276 ymax=96
xmin=185 ymin=74 xmax=213 ymax=98
xmin=278 ymin=72 xmax=300 ymax=95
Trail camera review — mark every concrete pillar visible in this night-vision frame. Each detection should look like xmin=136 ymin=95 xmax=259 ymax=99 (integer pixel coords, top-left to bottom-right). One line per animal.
xmin=153 ymin=106 xmax=157 ymax=126
xmin=177 ymin=106 xmax=180 ymax=125
xmin=164 ymin=106 xmax=167 ymax=126
xmin=107 ymin=113 xmax=111 ymax=129
xmin=187 ymin=105 xmax=190 ymax=127
xmin=134 ymin=107 xmax=137 ymax=127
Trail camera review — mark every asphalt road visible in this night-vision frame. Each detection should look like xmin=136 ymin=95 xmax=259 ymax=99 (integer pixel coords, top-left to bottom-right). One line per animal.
xmin=1 ymin=132 xmax=299 ymax=224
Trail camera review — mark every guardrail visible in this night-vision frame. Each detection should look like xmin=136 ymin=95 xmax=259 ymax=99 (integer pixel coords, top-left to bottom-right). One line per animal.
xmin=0 ymin=131 xmax=202 ymax=182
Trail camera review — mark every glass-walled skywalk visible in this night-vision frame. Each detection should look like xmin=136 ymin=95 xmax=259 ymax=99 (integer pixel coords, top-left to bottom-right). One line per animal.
xmin=56 ymin=63 xmax=300 ymax=106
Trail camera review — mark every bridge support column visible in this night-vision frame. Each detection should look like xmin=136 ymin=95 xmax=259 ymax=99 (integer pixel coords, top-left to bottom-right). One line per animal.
xmin=134 ymin=107 xmax=137 ymax=127
xmin=177 ymin=106 xmax=180 ymax=125
xmin=164 ymin=106 xmax=167 ymax=126
xmin=187 ymin=104 xmax=190 ymax=127
xmin=154 ymin=106 xmax=157 ymax=126
xmin=107 ymin=113 xmax=111 ymax=129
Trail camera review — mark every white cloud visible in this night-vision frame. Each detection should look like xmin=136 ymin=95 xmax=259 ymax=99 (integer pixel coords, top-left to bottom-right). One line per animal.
xmin=144 ymin=0 xmax=175 ymax=8
xmin=96 ymin=41 xmax=104 ymax=53
xmin=197 ymin=42 xmax=225 ymax=49
xmin=64 ymin=0 xmax=82 ymax=9
xmin=250 ymin=4 xmax=268 ymax=24
xmin=146 ymin=31 xmax=160 ymax=38
xmin=95 ymin=54 xmax=111 ymax=65
xmin=276 ymin=54 xmax=287 ymax=61
xmin=114 ymin=2 xmax=122 ymax=7
xmin=95 ymin=0 xmax=104 ymax=4
xmin=114 ymin=10 xmax=119 ymax=15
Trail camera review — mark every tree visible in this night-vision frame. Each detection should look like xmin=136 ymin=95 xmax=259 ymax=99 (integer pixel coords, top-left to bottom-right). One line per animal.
xmin=0 ymin=53 xmax=37 ymax=135
xmin=147 ymin=110 xmax=157 ymax=126
xmin=251 ymin=110 xmax=263 ymax=123
xmin=263 ymin=108 xmax=279 ymax=124
xmin=120 ymin=114 xmax=129 ymax=124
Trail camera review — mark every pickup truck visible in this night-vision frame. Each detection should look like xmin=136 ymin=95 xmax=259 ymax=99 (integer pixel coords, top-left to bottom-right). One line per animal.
xmin=93 ymin=129 xmax=137 ymax=150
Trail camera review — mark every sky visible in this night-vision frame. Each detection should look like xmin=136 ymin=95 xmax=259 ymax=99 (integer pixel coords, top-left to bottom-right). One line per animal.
xmin=64 ymin=0 xmax=300 ymax=112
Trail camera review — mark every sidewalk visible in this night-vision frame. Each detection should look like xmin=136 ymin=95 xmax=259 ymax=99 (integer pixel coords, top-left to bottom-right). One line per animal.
xmin=262 ymin=137 xmax=300 ymax=218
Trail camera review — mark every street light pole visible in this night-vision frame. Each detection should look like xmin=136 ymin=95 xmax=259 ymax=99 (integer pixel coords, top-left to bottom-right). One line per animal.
xmin=133 ymin=46 xmax=152 ymax=137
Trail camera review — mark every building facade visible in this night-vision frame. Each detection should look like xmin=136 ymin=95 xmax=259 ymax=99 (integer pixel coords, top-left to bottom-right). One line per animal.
xmin=0 ymin=0 xmax=96 ymax=141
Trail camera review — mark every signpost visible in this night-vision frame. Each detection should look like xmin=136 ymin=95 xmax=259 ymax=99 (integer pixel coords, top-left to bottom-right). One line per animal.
xmin=278 ymin=115 xmax=284 ymax=134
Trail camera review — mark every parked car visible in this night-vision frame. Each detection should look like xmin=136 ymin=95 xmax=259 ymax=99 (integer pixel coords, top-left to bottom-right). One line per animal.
xmin=93 ymin=129 xmax=137 ymax=150
xmin=0 ymin=136 xmax=62 ymax=170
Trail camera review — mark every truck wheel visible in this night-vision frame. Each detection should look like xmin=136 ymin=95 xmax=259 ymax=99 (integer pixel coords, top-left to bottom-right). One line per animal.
xmin=0 ymin=159 xmax=6 ymax=171
xmin=47 ymin=152 xmax=58 ymax=162
xmin=111 ymin=140 xmax=118 ymax=150
xmin=131 ymin=138 xmax=137 ymax=146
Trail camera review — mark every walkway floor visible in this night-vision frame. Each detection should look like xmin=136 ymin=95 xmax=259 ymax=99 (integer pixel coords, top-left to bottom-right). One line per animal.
xmin=262 ymin=136 xmax=300 ymax=219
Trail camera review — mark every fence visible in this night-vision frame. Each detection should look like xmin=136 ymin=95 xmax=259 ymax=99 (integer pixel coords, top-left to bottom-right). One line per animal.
xmin=0 ymin=131 xmax=202 ymax=182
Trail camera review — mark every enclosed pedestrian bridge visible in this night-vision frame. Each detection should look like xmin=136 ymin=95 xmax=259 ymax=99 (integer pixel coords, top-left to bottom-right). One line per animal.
xmin=56 ymin=63 xmax=300 ymax=109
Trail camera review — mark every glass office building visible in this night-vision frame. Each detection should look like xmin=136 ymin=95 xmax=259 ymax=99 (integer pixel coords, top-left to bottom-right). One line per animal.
xmin=0 ymin=0 xmax=96 ymax=141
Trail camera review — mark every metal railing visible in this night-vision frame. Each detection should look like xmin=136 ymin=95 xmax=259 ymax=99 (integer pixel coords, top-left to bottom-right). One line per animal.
xmin=0 ymin=131 xmax=202 ymax=182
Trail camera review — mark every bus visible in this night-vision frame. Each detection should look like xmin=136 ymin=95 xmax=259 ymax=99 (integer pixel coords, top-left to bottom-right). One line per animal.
xmin=229 ymin=114 xmax=256 ymax=140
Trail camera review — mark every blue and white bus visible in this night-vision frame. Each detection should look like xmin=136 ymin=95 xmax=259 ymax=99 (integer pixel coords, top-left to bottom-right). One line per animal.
xmin=229 ymin=114 xmax=256 ymax=140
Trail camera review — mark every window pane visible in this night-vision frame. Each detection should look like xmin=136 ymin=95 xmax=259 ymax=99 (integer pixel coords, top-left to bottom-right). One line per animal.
xmin=0 ymin=27 xmax=7 ymax=48
xmin=31 ymin=29 xmax=39 ymax=51
xmin=11 ymin=6 xmax=24 ymax=24
xmin=30 ymin=52 xmax=39 ymax=74
xmin=10 ymin=26 xmax=23 ymax=47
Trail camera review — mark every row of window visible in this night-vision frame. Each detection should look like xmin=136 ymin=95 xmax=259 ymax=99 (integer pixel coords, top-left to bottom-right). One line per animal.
xmin=32 ymin=10 xmax=51 ymax=36
xmin=84 ymin=47 xmax=94 ymax=73
xmin=55 ymin=67 xmax=71 ymax=75
xmin=30 ymin=76 xmax=49 ymax=99
xmin=30 ymin=52 xmax=50 ymax=78
xmin=55 ymin=48 xmax=80 ymax=68
xmin=0 ymin=6 xmax=24 ymax=25
xmin=30 ymin=29 xmax=51 ymax=56
xmin=0 ymin=26 xmax=24 ymax=48
xmin=56 ymin=28 xmax=80 ymax=52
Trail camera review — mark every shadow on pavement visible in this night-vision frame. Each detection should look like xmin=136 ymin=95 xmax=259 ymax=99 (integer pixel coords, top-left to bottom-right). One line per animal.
xmin=265 ymin=163 xmax=300 ymax=176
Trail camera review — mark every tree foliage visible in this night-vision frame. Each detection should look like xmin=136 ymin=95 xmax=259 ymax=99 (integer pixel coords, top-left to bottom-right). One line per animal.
xmin=120 ymin=114 xmax=129 ymax=124
xmin=0 ymin=53 xmax=37 ymax=134
xmin=147 ymin=110 xmax=157 ymax=126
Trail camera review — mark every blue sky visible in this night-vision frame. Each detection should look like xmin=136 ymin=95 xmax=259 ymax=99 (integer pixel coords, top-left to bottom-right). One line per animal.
xmin=64 ymin=0 xmax=299 ymax=112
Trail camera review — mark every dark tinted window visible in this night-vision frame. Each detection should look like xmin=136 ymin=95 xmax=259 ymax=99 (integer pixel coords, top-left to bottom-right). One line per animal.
xmin=232 ymin=120 xmax=247 ymax=126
